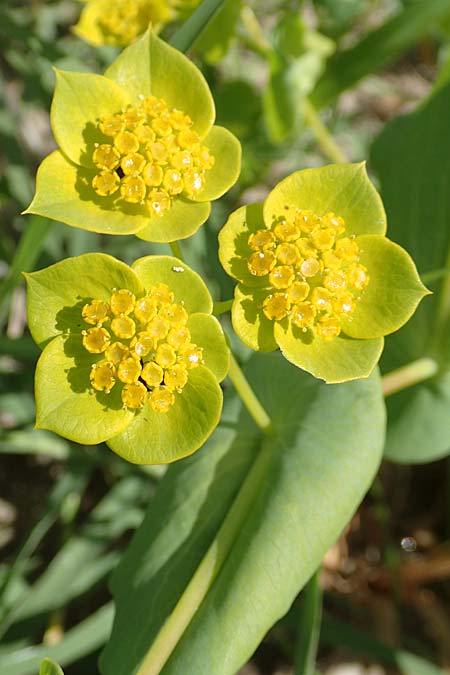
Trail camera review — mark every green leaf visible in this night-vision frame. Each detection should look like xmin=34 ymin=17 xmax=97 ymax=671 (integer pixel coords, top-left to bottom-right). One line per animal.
xmin=274 ymin=321 xmax=384 ymax=383
xmin=0 ymin=603 xmax=113 ymax=675
xmin=100 ymin=353 xmax=384 ymax=674
xmin=342 ymin=235 xmax=429 ymax=339
xmin=106 ymin=31 xmax=215 ymax=137
xmin=131 ymin=255 xmax=213 ymax=314
xmin=15 ymin=476 xmax=147 ymax=623
xmin=25 ymin=252 xmax=143 ymax=347
xmin=107 ymin=366 xmax=223 ymax=464
xmin=232 ymin=284 xmax=277 ymax=352
xmin=35 ymin=335 xmax=134 ymax=445
xmin=311 ymin=0 xmax=450 ymax=109
xmin=193 ymin=126 xmax=241 ymax=202
xmin=263 ymin=163 xmax=386 ymax=236
xmin=187 ymin=314 xmax=230 ymax=381
xmin=25 ymin=151 xmax=150 ymax=236
xmin=263 ymin=18 xmax=334 ymax=144
xmin=51 ymin=70 xmax=131 ymax=167
xmin=370 ymin=77 xmax=450 ymax=463
xmin=0 ymin=216 xmax=53 ymax=315
xmin=170 ymin=0 xmax=228 ymax=55
xmin=134 ymin=198 xmax=211 ymax=243
xmin=193 ymin=0 xmax=241 ymax=64
xmin=39 ymin=658 xmax=64 ymax=675
xmin=218 ymin=202 xmax=268 ymax=287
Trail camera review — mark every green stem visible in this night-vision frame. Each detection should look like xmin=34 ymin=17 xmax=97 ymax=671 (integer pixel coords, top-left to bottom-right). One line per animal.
xmin=136 ymin=437 xmax=274 ymax=675
xmin=295 ymin=570 xmax=323 ymax=675
xmin=228 ymin=352 xmax=273 ymax=434
xmin=213 ymin=298 xmax=233 ymax=316
xmin=303 ymin=99 xmax=348 ymax=164
xmin=381 ymin=357 xmax=439 ymax=397
xmin=169 ymin=0 xmax=226 ymax=53
xmin=169 ymin=240 xmax=184 ymax=260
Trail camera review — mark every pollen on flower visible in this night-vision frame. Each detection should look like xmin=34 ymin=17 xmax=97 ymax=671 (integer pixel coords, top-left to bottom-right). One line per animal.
xmin=245 ymin=210 xmax=370 ymax=340
xmin=81 ymin=283 xmax=204 ymax=412
xmin=91 ymin=95 xmax=215 ymax=216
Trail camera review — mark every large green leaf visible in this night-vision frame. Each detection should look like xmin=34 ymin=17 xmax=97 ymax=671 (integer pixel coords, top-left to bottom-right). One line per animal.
xmin=100 ymin=353 xmax=385 ymax=674
xmin=311 ymin=0 xmax=450 ymax=109
xmin=370 ymin=77 xmax=450 ymax=463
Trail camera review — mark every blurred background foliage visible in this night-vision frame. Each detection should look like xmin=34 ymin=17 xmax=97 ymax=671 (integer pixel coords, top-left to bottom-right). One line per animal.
xmin=2 ymin=0 xmax=450 ymax=673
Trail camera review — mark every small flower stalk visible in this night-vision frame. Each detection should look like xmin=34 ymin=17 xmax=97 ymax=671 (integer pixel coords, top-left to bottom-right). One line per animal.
xmin=25 ymin=31 xmax=241 ymax=243
xmin=25 ymin=254 xmax=229 ymax=464
xmin=219 ymin=163 xmax=429 ymax=383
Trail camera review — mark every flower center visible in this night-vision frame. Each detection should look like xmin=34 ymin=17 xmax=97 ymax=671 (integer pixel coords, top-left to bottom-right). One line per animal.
xmin=81 ymin=284 xmax=203 ymax=412
xmin=246 ymin=210 xmax=369 ymax=340
xmin=91 ymin=95 xmax=215 ymax=218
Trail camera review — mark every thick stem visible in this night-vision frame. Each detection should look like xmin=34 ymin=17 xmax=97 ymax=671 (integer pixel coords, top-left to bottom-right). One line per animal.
xmin=169 ymin=240 xmax=184 ymax=261
xmin=295 ymin=570 xmax=323 ymax=675
xmin=381 ymin=357 xmax=439 ymax=397
xmin=228 ymin=352 xmax=273 ymax=434
xmin=303 ymin=99 xmax=348 ymax=164
xmin=136 ymin=437 xmax=274 ymax=675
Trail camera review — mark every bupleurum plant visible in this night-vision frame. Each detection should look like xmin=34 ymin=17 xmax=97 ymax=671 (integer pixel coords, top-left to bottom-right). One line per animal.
xmin=25 ymin=30 xmax=241 ymax=242
xmin=219 ymin=163 xmax=429 ymax=383
xmin=25 ymin=254 xmax=229 ymax=464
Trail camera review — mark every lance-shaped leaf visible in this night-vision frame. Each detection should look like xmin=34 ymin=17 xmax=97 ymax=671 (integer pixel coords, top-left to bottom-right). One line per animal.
xmin=100 ymin=353 xmax=385 ymax=674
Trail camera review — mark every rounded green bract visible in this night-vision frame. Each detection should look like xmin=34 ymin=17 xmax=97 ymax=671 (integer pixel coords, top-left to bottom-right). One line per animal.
xmin=218 ymin=163 xmax=429 ymax=383
xmin=25 ymin=253 xmax=229 ymax=464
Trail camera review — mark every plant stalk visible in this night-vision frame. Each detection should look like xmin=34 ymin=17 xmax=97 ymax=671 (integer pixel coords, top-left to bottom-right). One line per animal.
xmin=295 ymin=569 xmax=323 ymax=675
xmin=228 ymin=353 xmax=273 ymax=434
xmin=381 ymin=357 xmax=438 ymax=397
xmin=169 ymin=240 xmax=184 ymax=260
xmin=213 ymin=298 xmax=233 ymax=316
xmin=303 ymin=99 xmax=348 ymax=164
xmin=169 ymin=0 xmax=226 ymax=53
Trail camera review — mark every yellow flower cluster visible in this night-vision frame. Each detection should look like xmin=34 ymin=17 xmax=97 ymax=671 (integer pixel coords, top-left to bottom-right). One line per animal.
xmin=92 ymin=95 xmax=215 ymax=217
xmin=81 ymin=284 xmax=203 ymax=412
xmin=92 ymin=0 xmax=170 ymax=45
xmin=247 ymin=210 xmax=370 ymax=340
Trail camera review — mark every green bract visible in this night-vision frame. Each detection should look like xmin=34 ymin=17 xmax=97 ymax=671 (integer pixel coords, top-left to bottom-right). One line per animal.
xmin=25 ymin=31 xmax=241 ymax=243
xmin=218 ymin=163 xmax=429 ymax=383
xmin=25 ymin=253 xmax=229 ymax=464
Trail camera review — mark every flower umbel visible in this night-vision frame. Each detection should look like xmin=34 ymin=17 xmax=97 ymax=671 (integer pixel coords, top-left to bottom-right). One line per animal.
xmin=25 ymin=31 xmax=241 ymax=243
xmin=82 ymin=283 xmax=204 ymax=413
xmin=25 ymin=254 xmax=229 ymax=464
xmin=74 ymin=0 xmax=174 ymax=47
xmin=91 ymin=95 xmax=215 ymax=218
xmin=246 ymin=209 xmax=369 ymax=339
xmin=219 ymin=163 xmax=430 ymax=383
